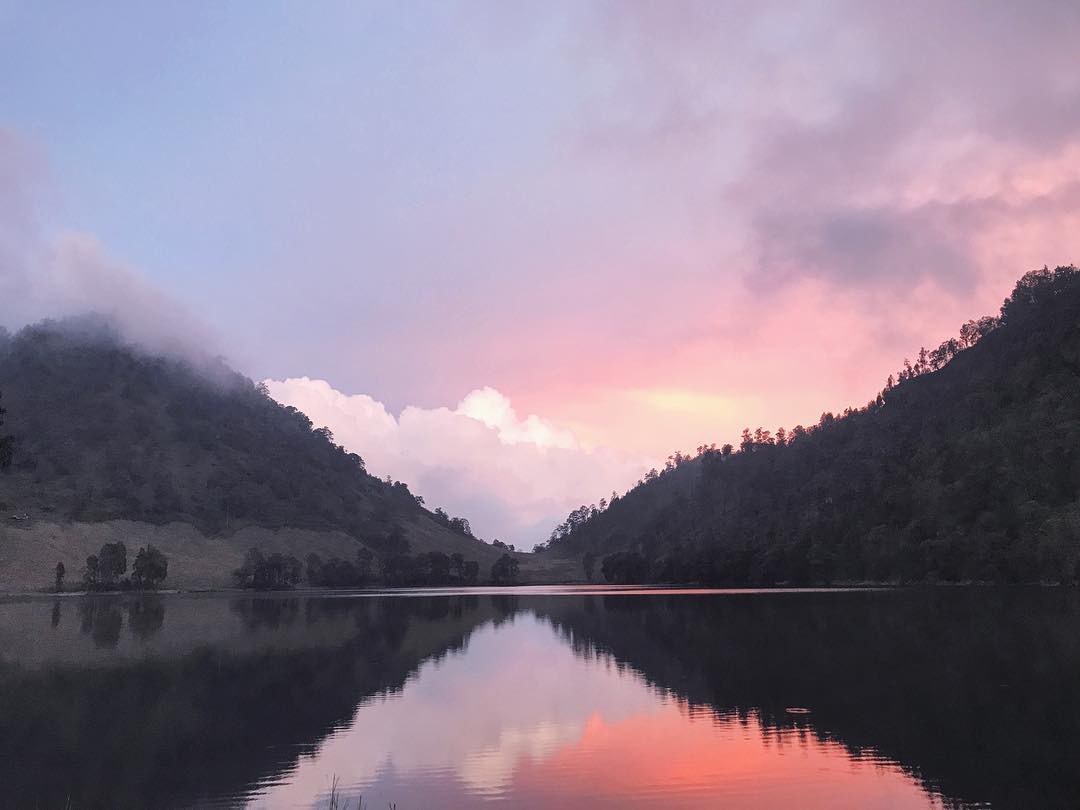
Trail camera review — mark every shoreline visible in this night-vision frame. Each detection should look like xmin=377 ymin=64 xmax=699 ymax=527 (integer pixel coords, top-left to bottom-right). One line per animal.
xmin=1 ymin=580 xmax=1067 ymax=601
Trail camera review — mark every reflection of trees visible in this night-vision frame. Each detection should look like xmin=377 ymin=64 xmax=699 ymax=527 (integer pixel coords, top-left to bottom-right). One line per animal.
xmin=127 ymin=596 xmax=166 ymax=641
xmin=0 ymin=594 xmax=491 ymax=809
xmin=533 ymin=590 xmax=1080 ymax=810
xmin=73 ymin=595 xmax=170 ymax=646
xmin=77 ymin=598 xmax=125 ymax=649
xmin=14 ymin=590 xmax=1071 ymax=810
xmin=491 ymin=595 xmax=520 ymax=625
xmin=230 ymin=595 xmax=301 ymax=631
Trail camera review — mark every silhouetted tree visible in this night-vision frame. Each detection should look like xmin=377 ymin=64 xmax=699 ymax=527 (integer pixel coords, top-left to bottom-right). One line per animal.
xmin=305 ymin=552 xmax=324 ymax=586
xmin=463 ymin=560 xmax=480 ymax=585
xmin=490 ymin=553 xmax=520 ymax=585
xmin=233 ymin=549 xmax=300 ymax=589
xmin=98 ymin=542 xmax=127 ymax=586
xmin=233 ymin=548 xmax=266 ymax=588
xmin=0 ymin=391 xmax=12 ymax=468
xmin=601 ymin=551 xmax=649 ymax=584
xmin=83 ymin=555 xmax=99 ymax=588
xmin=583 ymin=551 xmax=596 ymax=582
xmin=54 ymin=561 xmax=65 ymax=593
xmin=448 ymin=517 xmax=473 ymax=537
xmin=419 ymin=551 xmax=451 ymax=584
xmin=132 ymin=545 xmax=168 ymax=589
xmin=356 ymin=547 xmax=374 ymax=581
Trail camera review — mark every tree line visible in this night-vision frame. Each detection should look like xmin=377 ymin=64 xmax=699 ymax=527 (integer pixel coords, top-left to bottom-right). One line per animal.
xmin=553 ymin=266 xmax=1080 ymax=586
xmin=232 ymin=547 xmax=522 ymax=589
xmin=68 ymin=541 xmax=169 ymax=591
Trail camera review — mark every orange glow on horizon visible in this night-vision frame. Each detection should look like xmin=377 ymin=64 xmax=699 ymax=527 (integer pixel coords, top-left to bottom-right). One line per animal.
xmin=512 ymin=700 xmax=942 ymax=808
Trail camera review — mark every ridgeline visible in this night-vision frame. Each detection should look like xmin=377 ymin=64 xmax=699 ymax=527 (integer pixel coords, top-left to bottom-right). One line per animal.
xmin=0 ymin=317 xmax=526 ymax=590
xmin=543 ymin=266 xmax=1080 ymax=585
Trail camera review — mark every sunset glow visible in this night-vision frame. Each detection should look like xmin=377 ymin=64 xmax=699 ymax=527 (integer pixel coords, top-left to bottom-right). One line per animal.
xmin=2 ymin=2 xmax=1078 ymax=542
xmin=255 ymin=610 xmax=945 ymax=809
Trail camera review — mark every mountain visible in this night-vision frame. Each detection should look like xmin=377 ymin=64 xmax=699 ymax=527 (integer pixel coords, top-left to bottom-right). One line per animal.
xmin=0 ymin=317 xmax=527 ymax=590
xmin=543 ymin=265 xmax=1080 ymax=585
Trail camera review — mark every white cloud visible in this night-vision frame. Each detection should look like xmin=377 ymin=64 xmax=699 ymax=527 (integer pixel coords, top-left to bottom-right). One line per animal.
xmin=264 ymin=377 xmax=647 ymax=546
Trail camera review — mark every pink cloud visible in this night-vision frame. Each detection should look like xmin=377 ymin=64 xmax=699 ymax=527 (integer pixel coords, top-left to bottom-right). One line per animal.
xmin=264 ymin=377 xmax=647 ymax=546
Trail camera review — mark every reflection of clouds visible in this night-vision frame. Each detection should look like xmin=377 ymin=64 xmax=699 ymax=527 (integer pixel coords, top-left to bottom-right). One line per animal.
xmin=249 ymin=608 xmax=943 ymax=810
xmin=460 ymin=718 xmax=584 ymax=795
xmin=513 ymin=708 xmax=940 ymax=809
xmin=252 ymin=615 xmax=657 ymax=807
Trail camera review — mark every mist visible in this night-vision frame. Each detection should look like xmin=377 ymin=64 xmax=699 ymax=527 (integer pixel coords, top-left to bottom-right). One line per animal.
xmin=0 ymin=128 xmax=217 ymax=361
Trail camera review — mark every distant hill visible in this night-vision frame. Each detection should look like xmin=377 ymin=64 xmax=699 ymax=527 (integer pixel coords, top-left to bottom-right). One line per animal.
xmin=0 ymin=317 xmax=520 ymax=588
xmin=543 ymin=266 xmax=1080 ymax=585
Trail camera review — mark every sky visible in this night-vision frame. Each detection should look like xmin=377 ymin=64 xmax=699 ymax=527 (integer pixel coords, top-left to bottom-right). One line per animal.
xmin=2 ymin=1 xmax=1079 ymax=545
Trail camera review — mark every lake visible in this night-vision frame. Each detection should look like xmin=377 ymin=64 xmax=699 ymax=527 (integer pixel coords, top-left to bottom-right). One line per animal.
xmin=0 ymin=586 xmax=1076 ymax=809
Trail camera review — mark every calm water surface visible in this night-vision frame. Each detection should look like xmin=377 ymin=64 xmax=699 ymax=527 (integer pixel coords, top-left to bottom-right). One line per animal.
xmin=0 ymin=586 xmax=1076 ymax=809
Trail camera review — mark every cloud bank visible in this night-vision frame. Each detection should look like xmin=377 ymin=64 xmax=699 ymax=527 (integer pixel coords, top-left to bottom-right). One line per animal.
xmin=264 ymin=377 xmax=645 ymax=546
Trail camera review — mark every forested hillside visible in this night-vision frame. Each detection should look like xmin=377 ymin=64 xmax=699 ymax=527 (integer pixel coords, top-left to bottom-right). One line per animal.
xmin=544 ymin=266 xmax=1080 ymax=585
xmin=0 ymin=317 xmax=484 ymax=558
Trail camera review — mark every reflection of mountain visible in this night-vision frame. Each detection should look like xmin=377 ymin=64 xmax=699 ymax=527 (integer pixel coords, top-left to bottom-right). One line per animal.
xmin=3 ymin=590 xmax=1077 ymax=809
xmin=0 ymin=594 xmax=504 ymax=809
xmin=531 ymin=589 xmax=1080 ymax=810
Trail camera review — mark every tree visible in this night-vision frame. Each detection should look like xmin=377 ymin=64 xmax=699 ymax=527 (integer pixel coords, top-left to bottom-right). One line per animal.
xmin=385 ymin=525 xmax=409 ymax=553
xmin=98 ymin=542 xmax=127 ymax=586
xmin=463 ymin=560 xmax=480 ymax=585
xmin=356 ymin=547 xmax=374 ymax=582
xmin=420 ymin=551 xmax=451 ymax=584
xmin=0 ymin=391 xmax=12 ymax=468
xmin=451 ymin=552 xmax=466 ymax=581
xmin=583 ymin=551 xmax=596 ymax=582
xmin=490 ymin=553 xmax=520 ymax=585
xmin=132 ymin=545 xmax=168 ymax=589
xmin=285 ymin=554 xmax=302 ymax=586
xmin=234 ymin=548 xmax=302 ymax=589
xmin=306 ymin=552 xmax=325 ymax=586
xmin=233 ymin=548 xmax=266 ymax=588
xmin=449 ymin=516 xmax=473 ymax=536
xmin=54 ymin=561 xmax=65 ymax=593
xmin=601 ymin=551 xmax=649 ymax=584
xmin=83 ymin=555 xmax=99 ymax=588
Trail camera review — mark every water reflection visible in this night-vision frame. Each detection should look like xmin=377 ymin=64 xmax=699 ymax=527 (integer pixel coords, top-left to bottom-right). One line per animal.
xmin=0 ymin=588 xmax=1074 ymax=808
xmin=259 ymin=612 xmax=944 ymax=810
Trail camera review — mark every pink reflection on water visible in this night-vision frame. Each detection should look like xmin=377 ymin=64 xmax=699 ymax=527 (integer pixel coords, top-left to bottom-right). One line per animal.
xmin=250 ymin=612 xmax=946 ymax=809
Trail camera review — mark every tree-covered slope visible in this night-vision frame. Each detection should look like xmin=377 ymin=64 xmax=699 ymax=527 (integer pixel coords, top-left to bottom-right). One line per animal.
xmin=545 ymin=266 xmax=1080 ymax=584
xmin=0 ymin=317 xmax=486 ymax=558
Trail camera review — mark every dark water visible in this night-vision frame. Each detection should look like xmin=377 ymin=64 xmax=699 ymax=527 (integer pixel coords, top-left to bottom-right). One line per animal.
xmin=0 ymin=586 xmax=1077 ymax=809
